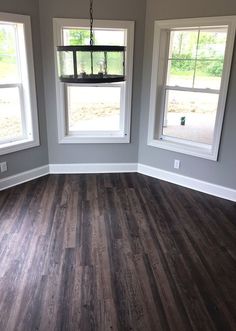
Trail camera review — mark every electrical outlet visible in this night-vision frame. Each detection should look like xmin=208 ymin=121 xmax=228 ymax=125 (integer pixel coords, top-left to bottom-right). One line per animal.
xmin=0 ymin=161 xmax=7 ymax=173
xmin=174 ymin=159 xmax=180 ymax=169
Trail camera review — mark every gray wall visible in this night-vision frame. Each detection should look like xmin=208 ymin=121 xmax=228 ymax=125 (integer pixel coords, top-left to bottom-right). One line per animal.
xmin=39 ymin=0 xmax=146 ymax=164
xmin=0 ymin=0 xmax=49 ymax=178
xmin=139 ymin=0 xmax=236 ymax=189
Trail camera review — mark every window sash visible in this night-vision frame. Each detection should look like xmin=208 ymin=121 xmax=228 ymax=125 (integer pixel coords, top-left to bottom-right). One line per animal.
xmin=62 ymin=26 xmax=126 ymax=136
xmin=65 ymin=82 xmax=126 ymax=136
xmin=159 ymin=26 xmax=227 ymax=146
xmin=148 ymin=17 xmax=236 ymax=160
xmin=165 ymin=26 xmax=227 ymax=89
xmin=160 ymin=87 xmax=220 ymax=143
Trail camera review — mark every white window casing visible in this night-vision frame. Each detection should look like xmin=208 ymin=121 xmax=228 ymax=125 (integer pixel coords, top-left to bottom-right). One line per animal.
xmin=53 ymin=18 xmax=134 ymax=144
xmin=148 ymin=16 xmax=236 ymax=160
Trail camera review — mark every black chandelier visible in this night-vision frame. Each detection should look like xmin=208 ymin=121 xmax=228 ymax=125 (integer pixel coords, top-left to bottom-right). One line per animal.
xmin=56 ymin=0 xmax=126 ymax=83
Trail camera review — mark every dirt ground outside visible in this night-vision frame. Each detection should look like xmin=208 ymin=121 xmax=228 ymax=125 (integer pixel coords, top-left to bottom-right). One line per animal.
xmin=1 ymin=84 xmax=217 ymax=143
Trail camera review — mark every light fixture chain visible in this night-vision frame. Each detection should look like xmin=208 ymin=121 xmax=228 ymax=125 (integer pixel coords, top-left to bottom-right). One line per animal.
xmin=90 ymin=0 xmax=94 ymax=46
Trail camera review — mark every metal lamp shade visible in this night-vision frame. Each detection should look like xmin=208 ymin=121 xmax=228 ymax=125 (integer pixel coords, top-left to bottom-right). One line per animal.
xmin=57 ymin=45 xmax=126 ymax=83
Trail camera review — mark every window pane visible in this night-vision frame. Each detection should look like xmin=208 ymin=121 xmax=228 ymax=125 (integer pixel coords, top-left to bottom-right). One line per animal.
xmin=0 ymin=87 xmax=23 ymax=141
xmin=92 ymin=30 xmax=125 ymax=46
xmin=194 ymin=60 xmax=223 ymax=89
xmin=107 ymin=52 xmax=124 ymax=75
xmin=58 ymin=51 xmax=74 ymax=77
xmin=197 ymin=28 xmax=227 ymax=60
xmin=167 ymin=59 xmax=195 ymax=87
xmin=77 ymin=51 xmax=92 ymax=75
xmin=63 ymin=28 xmax=90 ymax=45
xmin=162 ymin=90 xmax=219 ymax=145
xmin=169 ymin=30 xmax=198 ymax=59
xmin=67 ymin=85 xmax=122 ymax=132
xmin=63 ymin=28 xmax=125 ymax=46
xmin=0 ymin=23 xmax=19 ymax=83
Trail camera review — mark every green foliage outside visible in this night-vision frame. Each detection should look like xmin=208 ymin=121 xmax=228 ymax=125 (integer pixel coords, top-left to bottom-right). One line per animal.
xmin=67 ymin=30 xmax=123 ymax=75
xmin=0 ymin=26 xmax=16 ymax=61
xmin=171 ymin=54 xmax=224 ymax=77
xmin=171 ymin=31 xmax=226 ymax=77
xmin=66 ymin=29 xmax=91 ymax=45
xmin=0 ymin=26 xmax=17 ymax=82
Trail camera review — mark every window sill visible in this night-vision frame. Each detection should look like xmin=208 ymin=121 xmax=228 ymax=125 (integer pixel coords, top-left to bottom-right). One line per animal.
xmin=0 ymin=138 xmax=40 ymax=156
xmin=59 ymin=134 xmax=130 ymax=144
xmin=147 ymin=138 xmax=218 ymax=161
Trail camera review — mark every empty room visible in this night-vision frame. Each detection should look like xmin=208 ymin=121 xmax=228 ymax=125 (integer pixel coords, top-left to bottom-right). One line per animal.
xmin=0 ymin=0 xmax=235 ymax=330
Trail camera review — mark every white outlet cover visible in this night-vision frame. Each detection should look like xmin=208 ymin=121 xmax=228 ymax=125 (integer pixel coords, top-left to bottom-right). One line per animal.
xmin=0 ymin=162 xmax=7 ymax=172
xmin=174 ymin=159 xmax=180 ymax=169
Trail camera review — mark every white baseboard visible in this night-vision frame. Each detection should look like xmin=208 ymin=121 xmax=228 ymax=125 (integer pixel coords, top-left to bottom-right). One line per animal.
xmin=138 ymin=163 xmax=236 ymax=202
xmin=0 ymin=165 xmax=49 ymax=191
xmin=49 ymin=163 xmax=138 ymax=174
xmin=1 ymin=162 xmax=235 ymax=202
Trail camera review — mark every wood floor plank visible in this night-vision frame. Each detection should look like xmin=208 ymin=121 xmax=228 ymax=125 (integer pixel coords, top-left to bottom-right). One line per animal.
xmin=0 ymin=173 xmax=235 ymax=331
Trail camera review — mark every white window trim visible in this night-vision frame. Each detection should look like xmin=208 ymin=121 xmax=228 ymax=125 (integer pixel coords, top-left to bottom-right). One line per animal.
xmin=148 ymin=16 xmax=236 ymax=160
xmin=53 ymin=18 xmax=134 ymax=144
xmin=0 ymin=12 xmax=39 ymax=156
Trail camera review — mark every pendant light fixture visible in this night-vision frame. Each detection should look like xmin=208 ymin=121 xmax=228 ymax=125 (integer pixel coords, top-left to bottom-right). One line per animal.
xmin=56 ymin=0 xmax=126 ymax=83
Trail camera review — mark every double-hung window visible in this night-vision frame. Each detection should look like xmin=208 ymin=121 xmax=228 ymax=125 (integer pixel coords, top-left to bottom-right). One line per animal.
xmin=53 ymin=19 xmax=134 ymax=143
xmin=148 ymin=17 xmax=236 ymax=160
xmin=0 ymin=13 xmax=39 ymax=155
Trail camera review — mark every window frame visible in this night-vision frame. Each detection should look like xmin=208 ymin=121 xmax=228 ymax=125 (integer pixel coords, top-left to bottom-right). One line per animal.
xmin=53 ymin=18 xmax=134 ymax=144
xmin=0 ymin=12 xmax=39 ymax=156
xmin=148 ymin=16 xmax=236 ymax=160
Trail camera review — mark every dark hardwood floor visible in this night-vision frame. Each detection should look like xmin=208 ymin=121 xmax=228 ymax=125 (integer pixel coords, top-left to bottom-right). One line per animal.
xmin=0 ymin=173 xmax=235 ymax=331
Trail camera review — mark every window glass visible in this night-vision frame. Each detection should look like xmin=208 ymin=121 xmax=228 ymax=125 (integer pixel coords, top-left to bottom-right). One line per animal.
xmin=163 ymin=26 xmax=228 ymax=146
xmin=0 ymin=87 xmax=23 ymax=141
xmin=166 ymin=59 xmax=195 ymax=87
xmin=67 ymin=85 xmax=122 ymax=132
xmin=0 ymin=23 xmax=19 ymax=83
xmin=162 ymin=90 xmax=219 ymax=145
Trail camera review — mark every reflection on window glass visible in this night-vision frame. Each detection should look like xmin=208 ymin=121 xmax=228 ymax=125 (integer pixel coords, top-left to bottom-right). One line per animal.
xmin=67 ymin=85 xmax=122 ymax=132
xmin=162 ymin=90 xmax=219 ymax=145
